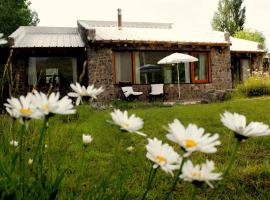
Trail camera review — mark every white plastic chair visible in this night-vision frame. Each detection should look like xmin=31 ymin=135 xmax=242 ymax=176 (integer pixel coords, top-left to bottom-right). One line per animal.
xmin=149 ymin=84 xmax=164 ymax=101
xmin=121 ymin=86 xmax=143 ymax=100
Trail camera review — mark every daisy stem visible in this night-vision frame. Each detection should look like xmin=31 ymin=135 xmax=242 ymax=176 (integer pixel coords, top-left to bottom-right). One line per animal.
xmin=33 ymin=116 xmax=49 ymax=164
xmin=141 ymin=166 xmax=158 ymax=200
xmin=223 ymin=137 xmax=241 ymax=178
xmin=165 ymin=157 xmax=187 ymax=200
xmin=191 ymin=184 xmax=197 ymax=200
xmin=19 ymin=122 xmax=26 ymax=198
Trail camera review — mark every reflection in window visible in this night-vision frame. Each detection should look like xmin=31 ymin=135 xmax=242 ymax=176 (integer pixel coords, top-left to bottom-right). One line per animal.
xmin=114 ymin=51 xmax=209 ymax=84
xmin=115 ymin=51 xmax=133 ymax=83
xmin=134 ymin=51 xmax=191 ymax=84
xmin=28 ymin=57 xmax=77 ymax=86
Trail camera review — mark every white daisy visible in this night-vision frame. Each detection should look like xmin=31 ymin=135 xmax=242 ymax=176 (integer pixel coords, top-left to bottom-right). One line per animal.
xmin=29 ymin=90 xmax=76 ymax=116
xmin=110 ymin=109 xmax=146 ymax=136
xmin=166 ymin=119 xmax=220 ymax=156
xmin=220 ymin=111 xmax=270 ymax=138
xmin=4 ymin=94 xmax=44 ymax=122
xmin=180 ymin=160 xmax=222 ymax=188
xmin=146 ymin=138 xmax=182 ymax=176
xmin=68 ymin=82 xmax=104 ymax=105
xmin=82 ymin=134 xmax=93 ymax=145
xmin=10 ymin=140 xmax=19 ymax=147
xmin=28 ymin=158 xmax=33 ymax=165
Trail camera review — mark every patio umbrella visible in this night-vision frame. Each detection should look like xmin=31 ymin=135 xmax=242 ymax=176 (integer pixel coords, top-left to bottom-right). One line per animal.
xmin=157 ymin=53 xmax=198 ymax=101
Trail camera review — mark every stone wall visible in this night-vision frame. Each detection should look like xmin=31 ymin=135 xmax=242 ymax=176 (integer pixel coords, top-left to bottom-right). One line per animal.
xmin=87 ymin=45 xmax=232 ymax=102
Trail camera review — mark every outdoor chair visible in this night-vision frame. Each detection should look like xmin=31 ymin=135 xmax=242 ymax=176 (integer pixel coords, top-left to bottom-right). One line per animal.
xmin=149 ymin=84 xmax=165 ymax=101
xmin=119 ymin=82 xmax=143 ymax=101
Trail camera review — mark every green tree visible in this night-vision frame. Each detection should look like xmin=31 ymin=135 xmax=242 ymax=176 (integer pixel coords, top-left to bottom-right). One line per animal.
xmin=234 ymin=29 xmax=266 ymax=50
xmin=0 ymin=0 xmax=39 ymax=37
xmin=212 ymin=0 xmax=246 ymax=35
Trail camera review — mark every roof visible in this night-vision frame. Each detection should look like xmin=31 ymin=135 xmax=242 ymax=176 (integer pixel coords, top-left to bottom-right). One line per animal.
xmin=78 ymin=20 xmax=173 ymax=29
xmin=9 ymin=26 xmax=85 ymax=48
xmin=78 ymin=20 xmax=230 ymax=46
xmin=230 ymin=37 xmax=264 ymax=53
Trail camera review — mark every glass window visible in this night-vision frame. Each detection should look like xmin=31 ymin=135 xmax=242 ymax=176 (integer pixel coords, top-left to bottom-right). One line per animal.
xmin=115 ymin=51 xmax=133 ymax=83
xmin=134 ymin=51 xmax=191 ymax=84
xmin=114 ymin=51 xmax=209 ymax=84
xmin=28 ymin=57 xmax=77 ymax=86
xmin=193 ymin=54 xmax=207 ymax=82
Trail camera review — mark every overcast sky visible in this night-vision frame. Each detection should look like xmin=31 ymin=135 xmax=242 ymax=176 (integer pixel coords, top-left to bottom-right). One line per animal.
xmin=30 ymin=0 xmax=270 ymax=49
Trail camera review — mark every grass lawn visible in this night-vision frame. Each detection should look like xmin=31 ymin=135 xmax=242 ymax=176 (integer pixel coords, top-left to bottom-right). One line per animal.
xmin=1 ymin=97 xmax=270 ymax=199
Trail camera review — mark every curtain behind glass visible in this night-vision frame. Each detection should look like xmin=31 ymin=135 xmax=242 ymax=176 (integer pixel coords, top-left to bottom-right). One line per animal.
xmin=199 ymin=54 xmax=206 ymax=80
xmin=28 ymin=57 xmax=37 ymax=86
xmin=115 ymin=52 xmax=133 ymax=83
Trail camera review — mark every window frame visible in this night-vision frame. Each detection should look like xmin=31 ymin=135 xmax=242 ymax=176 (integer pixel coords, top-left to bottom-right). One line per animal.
xmin=113 ymin=50 xmax=211 ymax=84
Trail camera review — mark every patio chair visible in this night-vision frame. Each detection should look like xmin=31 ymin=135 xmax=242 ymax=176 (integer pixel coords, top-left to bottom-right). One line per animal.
xmin=149 ymin=84 xmax=164 ymax=101
xmin=119 ymin=82 xmax=143 ymax=101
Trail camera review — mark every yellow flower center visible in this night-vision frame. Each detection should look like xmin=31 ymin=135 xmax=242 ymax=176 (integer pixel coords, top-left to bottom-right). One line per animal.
xmin=20 ymin=108 xmax=32 ymax=116
xmin=192 ymin=172 xmax=201 ymax=178
xmin=123 ymin=123 xmax=129 ymax=129
xmin=43 ymin=104 xmax=49 ymax=112
xmin=156 ymin=155 xmax=167 ymax=164
xmin=185 ymin=139 xmax=197 ymax=148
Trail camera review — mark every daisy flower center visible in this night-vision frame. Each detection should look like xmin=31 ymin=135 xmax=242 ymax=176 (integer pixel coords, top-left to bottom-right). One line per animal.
xmin=185 ymin=139 xmax=197 ymax=148
xmin=156 ymin=155 xmax=167 ymax=164
xmin=20 ymin=108 xmax=32 ymax=116
xmin=192 ymin=172 xmax=201 ymax=178
xmin=123 ymin=122 xmax=129 ymax=129
xmin=43 ymin=104 xmax=49 ymax=112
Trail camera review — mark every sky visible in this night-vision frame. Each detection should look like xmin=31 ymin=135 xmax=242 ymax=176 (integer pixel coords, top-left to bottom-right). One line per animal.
xmin=30 ymin=0 xmax=270 ymax=49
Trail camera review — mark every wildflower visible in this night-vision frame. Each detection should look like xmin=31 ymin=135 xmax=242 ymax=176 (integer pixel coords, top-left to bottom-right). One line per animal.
xmin=68 ymin=82 xmax=104 ymax=105
xmin=30 ymin=90 xmax=76 ymax=116
xmin=220 ymin=111 xmax=270 ymax=139
xmin=82 ymin=134 xmax=93 ymax=145
xmin=10 ymin=140 xmax=18 ymax=147
xmin=146 ymin=138 xmax=182 ymax=176
xmin=166 ymin=119 xmax=220 ymax=156
xmin=45 ymin=144 xmax=48 ymax=148
xmin=126 ymin=146 xmax=134 ymax=152
xmin=28 ymin=158 xmax=33 ymax=165
xmin=180 ymin=160 xmax=222 ymax=188
xmin=4 ymin=94 xmax=44 ymax=123
xmin=110 ymin=109 xmax=146 ymax=136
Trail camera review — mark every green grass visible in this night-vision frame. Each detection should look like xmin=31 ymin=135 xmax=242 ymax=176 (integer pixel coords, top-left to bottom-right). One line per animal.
xmin=1 ymin=97 xmax=270 ymax=199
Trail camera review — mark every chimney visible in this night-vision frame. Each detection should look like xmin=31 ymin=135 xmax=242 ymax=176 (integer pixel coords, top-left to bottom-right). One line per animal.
xmin=224 ymin=32 xmax=230 ymax=42
xmin=117 ymin=8 xmax=122 ymax=30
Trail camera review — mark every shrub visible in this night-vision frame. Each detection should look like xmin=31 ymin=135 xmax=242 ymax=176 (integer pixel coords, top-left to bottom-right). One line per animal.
xmin=236 ymin=71 xmax=270 ymax=97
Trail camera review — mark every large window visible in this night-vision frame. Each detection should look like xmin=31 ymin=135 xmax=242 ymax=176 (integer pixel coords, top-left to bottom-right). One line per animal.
xmin=191 ymin=53 xmax=209 ymax=83
xmin=28 ymin=57 xmax=77 ymax=86
xmin=113 ymin=51 xmax=210 ymax=84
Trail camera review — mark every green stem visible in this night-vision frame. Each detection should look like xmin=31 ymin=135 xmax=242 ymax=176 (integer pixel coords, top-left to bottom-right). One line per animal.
xmin=191 ymin=184 xmax=197 ymax=200
xmin=141 ymin=166 xmax=158 ymax=200
xmin=19 ymin=122 xmax=26 ymax=198
xmin=223 ymin=137 xmax=241 ymax=178
xmin=165 ymin=157 xmax=187 ymax=200
xmin=33 ymin=116 xmax=49 ymax=163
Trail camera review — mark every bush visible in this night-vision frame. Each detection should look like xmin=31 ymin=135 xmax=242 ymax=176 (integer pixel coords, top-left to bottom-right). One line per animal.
xmin=236 ymin=73 xmax=270 ymax=97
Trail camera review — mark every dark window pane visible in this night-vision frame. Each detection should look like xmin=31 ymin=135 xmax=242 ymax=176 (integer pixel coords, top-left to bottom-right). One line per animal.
xmin=28 ymin=57 xmax=77 ymax=86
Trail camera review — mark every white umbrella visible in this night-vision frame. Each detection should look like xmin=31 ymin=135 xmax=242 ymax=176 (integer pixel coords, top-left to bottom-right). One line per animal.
xmin=157 ymin=53 xmax=198 ymax=101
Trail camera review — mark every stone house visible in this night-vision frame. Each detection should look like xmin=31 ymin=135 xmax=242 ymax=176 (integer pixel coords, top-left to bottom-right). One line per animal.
xmin=8 ymin=12 xmax=264 ymax=102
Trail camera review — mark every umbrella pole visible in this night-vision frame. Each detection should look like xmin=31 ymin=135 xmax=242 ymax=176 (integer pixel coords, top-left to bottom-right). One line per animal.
xmin=176 ymin=63 xmax=181 ymax=101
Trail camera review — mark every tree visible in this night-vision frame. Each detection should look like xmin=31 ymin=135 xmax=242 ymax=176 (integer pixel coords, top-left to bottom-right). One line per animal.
xmin=234 ymin=29 xmax=266 ymax=50
xmin=0 ymin=0 xmax=39 ymax=37
xmin=212 ymin=0 xmax=246 ymax=35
